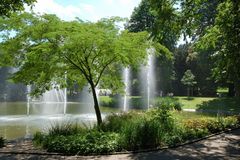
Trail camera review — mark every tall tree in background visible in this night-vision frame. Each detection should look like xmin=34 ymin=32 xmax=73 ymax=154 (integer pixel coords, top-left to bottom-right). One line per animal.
xmin=196 ymin=0 xmax=240 ymax=96
xmin=181 ymin=69 xmax=197 ymax=96
xmin=149 ymin=0 xmax=181 ymax=50
xmin=125 ymin=0 xmax=155 ymax=33
xmin=126 ymin=0 xmax=179 ymax=95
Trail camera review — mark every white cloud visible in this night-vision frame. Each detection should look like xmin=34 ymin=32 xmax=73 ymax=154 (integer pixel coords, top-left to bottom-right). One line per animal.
xmin=103 ymin=0 xmax=113 ymax=5
xmin=25 ymin=0 xmax=140 ymax=22
xmin=30 ymin=0 xmax=91 ymax=21
xmin=118 ymin=0 xmax=133 ymax=5
xmin=82 ymin=4 xmax=95 ymax=14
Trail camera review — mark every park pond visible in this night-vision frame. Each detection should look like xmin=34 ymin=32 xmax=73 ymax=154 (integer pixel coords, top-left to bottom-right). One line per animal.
xmin=0 ymin=102 xmax=108 ymax=140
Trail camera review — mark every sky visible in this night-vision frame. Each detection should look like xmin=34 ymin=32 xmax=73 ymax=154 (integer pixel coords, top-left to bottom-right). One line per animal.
xmin=29 ymin=0 xmax=141 ymax=21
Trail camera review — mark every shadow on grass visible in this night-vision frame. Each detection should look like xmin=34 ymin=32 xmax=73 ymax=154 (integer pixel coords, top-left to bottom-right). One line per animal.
xmin=196 ymin=97 xmax=240 ymax=113
xmin=182 ymin=97 xmax=195 ymax=101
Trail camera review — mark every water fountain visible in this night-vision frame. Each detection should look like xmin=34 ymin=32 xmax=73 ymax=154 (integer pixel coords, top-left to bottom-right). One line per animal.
xmin=139 ymin=49 xmax=156 ymax=109
xmin=147 ymin=49 xmax=156 ymax=109
xmin=26 ymin=85 xmax=31 ymax=116
xmin=123 ymin=68 xmax=130 ymax=111
xmin=0 ymin=82 xmax=104 ymax=140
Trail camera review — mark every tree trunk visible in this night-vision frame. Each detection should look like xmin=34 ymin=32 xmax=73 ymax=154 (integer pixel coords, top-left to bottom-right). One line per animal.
xmin=90 ymin=82 xmax=102 ymax=125
xmin=187 ymin=87 xmax=190 ymax=97
xmin=228 ymin=83 xmax=235 ymax=97
xmin=234 ymin=81 xmax=240 ymax=97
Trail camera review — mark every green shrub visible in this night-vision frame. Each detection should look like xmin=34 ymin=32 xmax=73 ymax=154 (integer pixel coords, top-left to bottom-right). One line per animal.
xmin=183 ymin=116 xmax=240 ymax=135
xmin=154 ymin=97 xmax=182 ymax=111
xmin=48 ymin=122 xmax=87 ymax=136
xmin=183 ymin=118 xmax=218 ymax=132
xmin=38 ymin=131 xmax=121 ymax=155
xmin=100 ymin=95 xmax=121 ymax=108
xmin=0 ymin=137 xmax=4 ymax=148
xmin=130 ymin=97 xmax=146 ymax=109
xmin=33 ymin=131 xmax=46 ymax=147
xmin=161 ymin=125 xmax=208 ymax=146
xmin=120 ymin=117 xmax=163 ymax=150
xmin=99 ymin=111 xmax=143 ymax=132
xmin=222 ymin=116 xmax=239 ymax=128
xmin=146 ymin=106 xmax=175 ymax=132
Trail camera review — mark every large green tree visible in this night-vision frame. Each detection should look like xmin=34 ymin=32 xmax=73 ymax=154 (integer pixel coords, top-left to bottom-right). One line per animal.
xmin=125 ymin=0 xmax=155 ymax=33
xmin=0 ymin=13 xmax=150 ymax=125
xmin=196 ymin=0 xmax=240 ymax=96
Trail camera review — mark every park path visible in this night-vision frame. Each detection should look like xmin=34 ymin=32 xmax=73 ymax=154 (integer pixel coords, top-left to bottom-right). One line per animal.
xmin=0 ymin=128 xmax=239 ymax=160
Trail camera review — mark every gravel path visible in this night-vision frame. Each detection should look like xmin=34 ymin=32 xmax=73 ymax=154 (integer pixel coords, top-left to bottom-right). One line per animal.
xmin=0 ymin=129 xmax=239 ymax=160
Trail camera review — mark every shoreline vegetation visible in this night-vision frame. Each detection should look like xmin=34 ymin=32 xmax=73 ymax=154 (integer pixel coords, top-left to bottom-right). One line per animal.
xmin=32 ymin=104 xmax=240 ymax=155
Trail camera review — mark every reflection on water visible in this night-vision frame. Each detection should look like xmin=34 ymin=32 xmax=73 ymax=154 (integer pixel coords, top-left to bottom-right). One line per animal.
xmin=0 ymin=102 xmax=95 ymax=115
xmin=0 ymin=102 xmax=105 ymax=140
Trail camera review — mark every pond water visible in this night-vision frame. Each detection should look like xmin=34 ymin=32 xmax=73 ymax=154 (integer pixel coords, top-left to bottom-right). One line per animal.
xmin=0 ymin=102 xmax=106 ymax=140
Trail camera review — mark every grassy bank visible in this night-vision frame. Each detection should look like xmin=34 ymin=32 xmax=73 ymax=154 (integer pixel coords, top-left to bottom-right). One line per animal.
xmin=100 ymin=96 xmax=240 ymax=113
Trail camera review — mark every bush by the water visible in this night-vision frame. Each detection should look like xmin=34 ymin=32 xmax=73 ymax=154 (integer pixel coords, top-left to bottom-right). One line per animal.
xmin=0 ymin=137 xmax=4 ymax=148
xmin=33 ymin=109 xmax=240 ymax=155
xmin=153 ymin=97 xmax=182 ymax=111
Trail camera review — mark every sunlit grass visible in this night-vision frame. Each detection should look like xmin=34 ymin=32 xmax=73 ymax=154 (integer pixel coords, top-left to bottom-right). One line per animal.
xmin=171 ymin=110 xmax=217 ymax=122
xmin=175 ymin=96 xmax=216 ymax=109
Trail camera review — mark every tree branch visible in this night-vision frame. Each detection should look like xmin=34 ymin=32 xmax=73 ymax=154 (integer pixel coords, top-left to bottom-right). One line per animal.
xmin=94 ymin=57 xmax=116 ymax=87
xmin=63 ymin=55 xmax=90 ymax=82
xmin=91 ymin=49 xmax=102 ymax=65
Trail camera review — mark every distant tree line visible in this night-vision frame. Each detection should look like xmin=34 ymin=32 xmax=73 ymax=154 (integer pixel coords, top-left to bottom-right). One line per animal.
xmin=126 ymin=0 xmax=240 ymax=97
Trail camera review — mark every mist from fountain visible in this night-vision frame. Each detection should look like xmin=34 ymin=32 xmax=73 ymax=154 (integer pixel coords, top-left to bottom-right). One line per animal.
xmin=27 ymin=84 xmax=67 ymax=115
xmin=78 ymin=86 xmax=95 ymax=113
xmin=123 ymin=68 xmax=130 ymax=111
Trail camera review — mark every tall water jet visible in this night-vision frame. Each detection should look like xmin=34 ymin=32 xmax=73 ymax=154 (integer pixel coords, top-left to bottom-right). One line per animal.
xmin=26 ymin=85 xmax=31 ymax=115
xmin=147 ymin=49 xmax=156 ymax=109
xmin=63 ymin=87 xmax=67 ymax=115
xmin=139 ymin=48 xmax=156 ymax=109
xmin=123 ymin=68 xmax=130 ymax=111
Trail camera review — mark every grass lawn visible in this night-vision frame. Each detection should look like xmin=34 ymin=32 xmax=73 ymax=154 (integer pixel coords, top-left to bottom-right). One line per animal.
xmin=175 ymin=96 xmax=216 ymax=109
xmin=99 ymin=95 xmax=240 ymax=113
xmin=175 ymin=96 xmax=240 ymax=113
xmin=171 ymin=111 xmax=218 ymax=124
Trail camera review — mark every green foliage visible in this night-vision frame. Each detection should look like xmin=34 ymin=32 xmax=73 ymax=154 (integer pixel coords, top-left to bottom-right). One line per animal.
xmin=100 ymin=95 xmax=121 ymax=108
xmin=48 ymin=122 xmax=88 ymax=136
xmin=0 ymin=0 xmax=36 ymax=17
xmin=186 ymin=0 xmax=240 ymax=96
xmin=147 ymin=106 xmax=175 ymax=132
xmin=153 ymin=97 xmax=182 ymax=111
xmin=0 ymin=137 xmax=4 ymax=148
xmin=34 ymin=131 xmax=121 ymax=155
xmin=120 ymin=117 xmax=163 ymax=150
xmin=196 ymin=97 xmax=240 ymax=113
xmin=148 ymin=0 xmax=181 ymax=50
xmin=181 ymin=70 xmax=197 ymax=87
xmin=33 ymin=110 xmax=240 ymax=154
xmin=33 ymin=131 xmax=45 ymax=147
xmin=99 ymin=111 xmax=141 ymax=132
xmin=183 ymin=116 xmax=240 ymax=134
